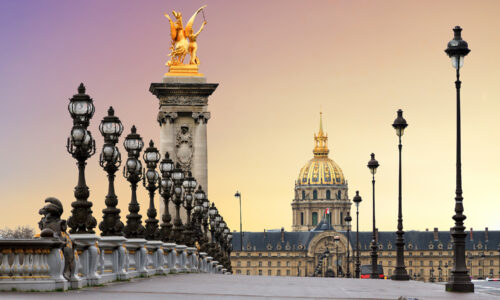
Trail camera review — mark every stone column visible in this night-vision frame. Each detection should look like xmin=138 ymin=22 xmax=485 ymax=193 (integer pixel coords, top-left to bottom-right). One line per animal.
xmin=192 ymin=112 xmax=210 ymax=194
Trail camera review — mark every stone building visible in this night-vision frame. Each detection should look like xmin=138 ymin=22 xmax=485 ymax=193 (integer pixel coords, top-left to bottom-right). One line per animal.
xmin=292 ymin=112 xmax=351 ymax=231
xmin=230 ymin=113 xmax=500 ymax=282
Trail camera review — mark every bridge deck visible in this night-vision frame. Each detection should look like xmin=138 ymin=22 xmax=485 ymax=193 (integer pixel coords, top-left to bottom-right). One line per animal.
xmin=1 ymin=274 xmax=499 ymax=299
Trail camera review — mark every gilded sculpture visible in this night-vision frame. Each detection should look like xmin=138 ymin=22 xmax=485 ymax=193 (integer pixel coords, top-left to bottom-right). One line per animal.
xmin=164 ymin=6 xmax=207 ymax=76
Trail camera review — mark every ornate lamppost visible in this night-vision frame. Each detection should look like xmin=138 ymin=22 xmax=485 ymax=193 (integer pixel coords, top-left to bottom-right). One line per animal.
xmin=158 ymin=152 xmax=174 ymax=242
xmin=334 ymin=235 xmax=340 ymax=277
xmin=170 ymin=163 xmax=186 ymax=244
xmin=367 ymin=153 xmax=380 ymax=279
xmin=353 ymin=191 xmax=362 ymax=278
xmin=123 ymin=125 xmax=146 ymax=238
xmin=193 ymin=186 xmax=207 ymax=248
xmin=344 ymin=213 xmax=352 ymax=278
xmin=143 ymin=140 xmax=161 ymax=240
xmin=208 ymin=203 xmax=218 ymax=255
xmin=98 ymin=106 xmax=124 ymax=236
xmin=438 ymin=266 xmax=443 ymax=282
xmin=182 ymin=172 xmax=197 ymax=246
xmin=235 ymin=191 xmax=243 ymax=251
xmin=201 ymin=195 xmax=210 ymax=251
xmin=444 ymin=26 xmax=474 ymax=293
xmin=66 ymin=83 xmax=97 ymax=234
xmin=392 ymin=109 xmax=410 ymax=281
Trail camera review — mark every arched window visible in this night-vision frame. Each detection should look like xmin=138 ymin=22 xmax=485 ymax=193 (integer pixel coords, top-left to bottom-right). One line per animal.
xmin=302 ymin=190 xmax=305 ymax=200
xmin=340 ymin=212 xmax=343 ymax=225
xmin=300 ymin=212 xmax=304 ymax=225
xmin=326 ymin=190 xmax=331 ymax=200
xmin=337 ymin=190 xmax=342 ymax=199
xmin=312 ymin=212 xmax=318 ymax=226
xmin=313 ymin=190 xmax=318 ymax=200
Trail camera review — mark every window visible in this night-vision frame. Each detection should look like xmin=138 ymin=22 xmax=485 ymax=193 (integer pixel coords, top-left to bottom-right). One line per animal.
xmin=286 ymin=261 xmax=290 ymax=267
xmin=388 ymin=269 xmax=392 ymax=276
xmin=237 ymin=261 xmax=241 ymax=267
xmin=286 ymin=270 xmax=290 ymax=276
xmin=259 ymin=270 xmax=262 ymax=276
xmin=259 ymin=253 xmax=262 ymax=257
xmin=312 ymin=212 xmax=318 ymax=226
xmin=313 ymin=190 xmax=318 ymax=200
xmin=420 ymin=261 xmax=424 ymax=266
xmin=326 ymin=190 xmax=331 ymax=200
xmin=277 ymin=261 xmax=281 ymax=267
xmin=302 ymin=190 xmax=305 ymax=199
xmin=340 ymin=212 xmax=343 ymax=225
xmin=409 ymin=261 xmax=412 ymax=266
xmin=268 ymin=270 xmax=271 ymax=276
xmin=429 ymin=261 xmax=433 ymax=267
xmin=247 ymin=261 xmax=251 ymax=267
xmin=258 ymin=261 xmax=262 ymax=267
xmin=277 ymin=270 xmax=281 ymax=276
xmin=268 ymin=261 xmax=271 ymax=267
xmin=388 ymin=261 xmax=392 ymax=266
xmin=237 ymin=270 xmax=241 ymax=274
xmin=246 ymin=270 xmax=250 ymax=275
xmin=337 ymin=190 xmax=341 ymax=199
xmin=300 ymin=213 xmax=304 ymax=225
xmin=491 ymin=260 xmax=494 ymax=266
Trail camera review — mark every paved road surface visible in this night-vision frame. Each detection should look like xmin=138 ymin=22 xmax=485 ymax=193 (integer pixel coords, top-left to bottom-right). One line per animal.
xmin=1 ymin=274 xmax=499 ymax=299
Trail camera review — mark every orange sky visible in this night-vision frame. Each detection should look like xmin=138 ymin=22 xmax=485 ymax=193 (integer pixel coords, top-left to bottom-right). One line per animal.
xmin=1 ymin=0 xmax=499 ymax=233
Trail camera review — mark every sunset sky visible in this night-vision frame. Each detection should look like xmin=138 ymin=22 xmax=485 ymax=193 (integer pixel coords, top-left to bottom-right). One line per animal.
xmin=1 ymin=0 xmax=499 ymax=234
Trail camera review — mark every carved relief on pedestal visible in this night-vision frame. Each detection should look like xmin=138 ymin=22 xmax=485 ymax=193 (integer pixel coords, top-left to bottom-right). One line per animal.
xmin=175 ymin=125 xmax=193 ymax=171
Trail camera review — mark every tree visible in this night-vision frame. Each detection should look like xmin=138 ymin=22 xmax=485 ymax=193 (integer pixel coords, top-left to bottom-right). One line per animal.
xmin=0 ymin=226 xmax=35 ymax=239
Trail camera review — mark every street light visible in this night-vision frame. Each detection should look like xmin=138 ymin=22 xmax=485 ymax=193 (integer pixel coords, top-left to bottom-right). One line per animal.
xmin=334 ymin=235 xmax=340 ymax=277
xmin=66 ymin=83 xmax=97 ymax=234
xmin=344 ymin=213 xmax=352 ymax=278
xmin=158 ymin=152 xmax=174 ymax=242
xmin=367 ymin=153 xmax=380 ymax=279
xmin=392 ymin=109 xmax=410 ymax=281
xmin=353 ymin=191 xmax=362 ymax=278
xmin=122 ymin=125 xmax=146 ymax=238
xmin=444 ymin=26 xmax=474 ymax=293
xmin=182 ymin=172 xmax=197 ymax=246
xmin=235 ymin=191 xmax=243 ymax=251
xmin=170 ymin=163 xmax=185 ymax=244
xmin=98 ymin=106 xmax=124 ymax=236
xmin=143 ymin=140 xmax=161 ymax=240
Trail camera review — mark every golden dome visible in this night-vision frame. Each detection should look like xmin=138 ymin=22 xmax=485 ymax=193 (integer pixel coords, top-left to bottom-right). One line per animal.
xmin=297 ymin=112 xmax=346 ymax=186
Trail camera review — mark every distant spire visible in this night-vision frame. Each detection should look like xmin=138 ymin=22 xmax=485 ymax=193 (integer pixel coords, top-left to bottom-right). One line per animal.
xmin=313 ymin=112 xmax=329 ymax=157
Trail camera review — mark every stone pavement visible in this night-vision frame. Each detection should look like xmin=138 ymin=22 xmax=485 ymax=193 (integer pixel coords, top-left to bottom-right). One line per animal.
xmin=1 ymin=274 xmax=499 ymax=300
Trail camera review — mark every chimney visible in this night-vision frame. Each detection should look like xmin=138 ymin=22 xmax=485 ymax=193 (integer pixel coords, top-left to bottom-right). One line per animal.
xmin=485 ymin=227 xmax=489 ymax=242
xmin=433 ymin=228 xmax=439 ymax=241
xmin=281 ymin=227 xmax=285 ymax=242
xmin=425 ymin=228 xmax=429 ymax=232
xmin=469 ymin=228 xmax=473 ymax=241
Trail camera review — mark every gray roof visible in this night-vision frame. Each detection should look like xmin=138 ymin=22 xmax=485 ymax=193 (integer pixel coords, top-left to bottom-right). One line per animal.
xmin=232 ymin=229 xmax=500 ymax=252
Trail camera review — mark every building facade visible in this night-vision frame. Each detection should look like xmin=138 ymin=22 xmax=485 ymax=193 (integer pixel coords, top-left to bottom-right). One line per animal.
xmin=231 ymin=113 xmax=500 ymax=282
xmin=292 ymin=113 xmax=351 ymax=232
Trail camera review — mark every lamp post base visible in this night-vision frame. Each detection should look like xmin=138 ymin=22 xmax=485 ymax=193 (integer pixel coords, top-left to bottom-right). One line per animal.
xmin=446 ymin=272 xmax=474 ymax=292
xmin=391 ymin=268 xmax=410 ymax=281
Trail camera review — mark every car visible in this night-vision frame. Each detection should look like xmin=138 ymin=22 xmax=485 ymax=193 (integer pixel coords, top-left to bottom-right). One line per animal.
xmin=360 ymin=264 xmax=385 ymax=279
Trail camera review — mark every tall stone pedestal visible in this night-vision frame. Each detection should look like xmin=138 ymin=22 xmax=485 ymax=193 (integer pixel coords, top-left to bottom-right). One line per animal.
xmin=150 ymin=76 xmax=218 ymax=223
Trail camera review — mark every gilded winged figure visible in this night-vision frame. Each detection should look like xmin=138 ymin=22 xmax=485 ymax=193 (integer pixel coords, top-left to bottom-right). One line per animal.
xmin=164 ymin=6 xmax=207 ymax=66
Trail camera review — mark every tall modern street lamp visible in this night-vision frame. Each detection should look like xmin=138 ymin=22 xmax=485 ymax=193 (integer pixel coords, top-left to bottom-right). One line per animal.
xmin=235 ymin=191 xmax=243 ymax=251
xmin=66 ymin=83 xmax=97 ymax=234
xmin=344 ymin=213 xmax=352 ymax=278
xmin=98 ymin=106 xmax=124 ymax=236
xmin=367 ymin=153 xmax=380 ymax=279
xmin=170 ymin=163 xmax=186 ymax=244
xmin=123 ymin=125 xmax=146 ymax=238
xmin=143 ymin=140 xmax=161 ymax=240
xmin=353 ymin=191 xmax=362 ymax=278
xmin=158 ymin=152 xmax=174 ymax=242
xmin=392 ymin=109 xmax=410 ymax=281
xmin=444 ymin=26 xmax=474 ymax=293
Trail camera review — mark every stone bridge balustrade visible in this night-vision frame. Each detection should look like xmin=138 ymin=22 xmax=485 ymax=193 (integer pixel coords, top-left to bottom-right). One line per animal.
xmin=175 ymin=245 xmax=187 ymax=272
xmin=163 ymin=243 xmax=176 ymax=273
xmin=124 ymin=238 xmax=148 ymax=277
xmin=98 ymin=236 xmax=127 ymax=283
xmin=71 ymin=234 xmax=102 ymax=286
xmin=145 ymin=241 xmax=163 ymax=276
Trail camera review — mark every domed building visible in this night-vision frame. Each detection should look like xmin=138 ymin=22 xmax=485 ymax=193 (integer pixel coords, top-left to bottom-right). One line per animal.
xmin=292 ymin=113 xmax=351 ymax=231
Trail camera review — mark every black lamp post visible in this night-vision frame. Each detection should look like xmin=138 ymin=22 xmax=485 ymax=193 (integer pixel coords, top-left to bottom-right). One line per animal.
xmin=430 ymin=267 xmax=435 ymax=282
xmin=170 ymin=163 xmax=185 ymax=244
xmin=143 ymin=140 xmax=161 ymax=240
xmin=438 ymin=266 xmax=443 ymax=282
xmin=235 ymin=191 xmax=243 ymax=251
xmin=66 ymin=83 xmax=97 ymax=234
xmin=367 ymin=153 xmax=380 ymax=279
xmin=98 ymin=106 xmax=124 ymax=236
xmin=353 ymin=191 xmax=362 ymax=278
xmin=193 ymin=186 xmax=206 ymax=247
xmin=392 ymin=109 xmax=410 ymax=281
xmin=444 ymin=26 xmax=474 ymax=293
xmin=334 ymin=235 xmax=340 ymax=277
xmin=158 ymin=152 xmax=174 ymax=242
xmin=345 ymin=213 xmax=352 ymax=278
xmin=122 ymin=125 xmax=146 ymax=238
xmin=182 ymin=172 xmax=197 ymax=246
xmin=208 ymin=203 xmax=218 ymax=256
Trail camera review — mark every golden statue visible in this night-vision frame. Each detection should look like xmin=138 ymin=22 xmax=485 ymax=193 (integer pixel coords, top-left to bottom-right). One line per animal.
xmin=164 ymin=6 xmax=207 ymax=76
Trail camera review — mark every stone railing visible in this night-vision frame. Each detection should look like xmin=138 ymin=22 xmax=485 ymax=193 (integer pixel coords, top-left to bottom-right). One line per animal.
xmin=0 ymin=236 xmax=227 ymax=291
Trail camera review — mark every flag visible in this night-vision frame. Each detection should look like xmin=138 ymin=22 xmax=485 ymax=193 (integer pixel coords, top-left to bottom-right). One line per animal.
xmin=325 ymin=208 xmax=330 ymax=215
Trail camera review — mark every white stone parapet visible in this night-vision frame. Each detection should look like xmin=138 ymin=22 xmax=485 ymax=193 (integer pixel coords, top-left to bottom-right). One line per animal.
xmin=0 ymin=238 xmax=222 ymax=292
